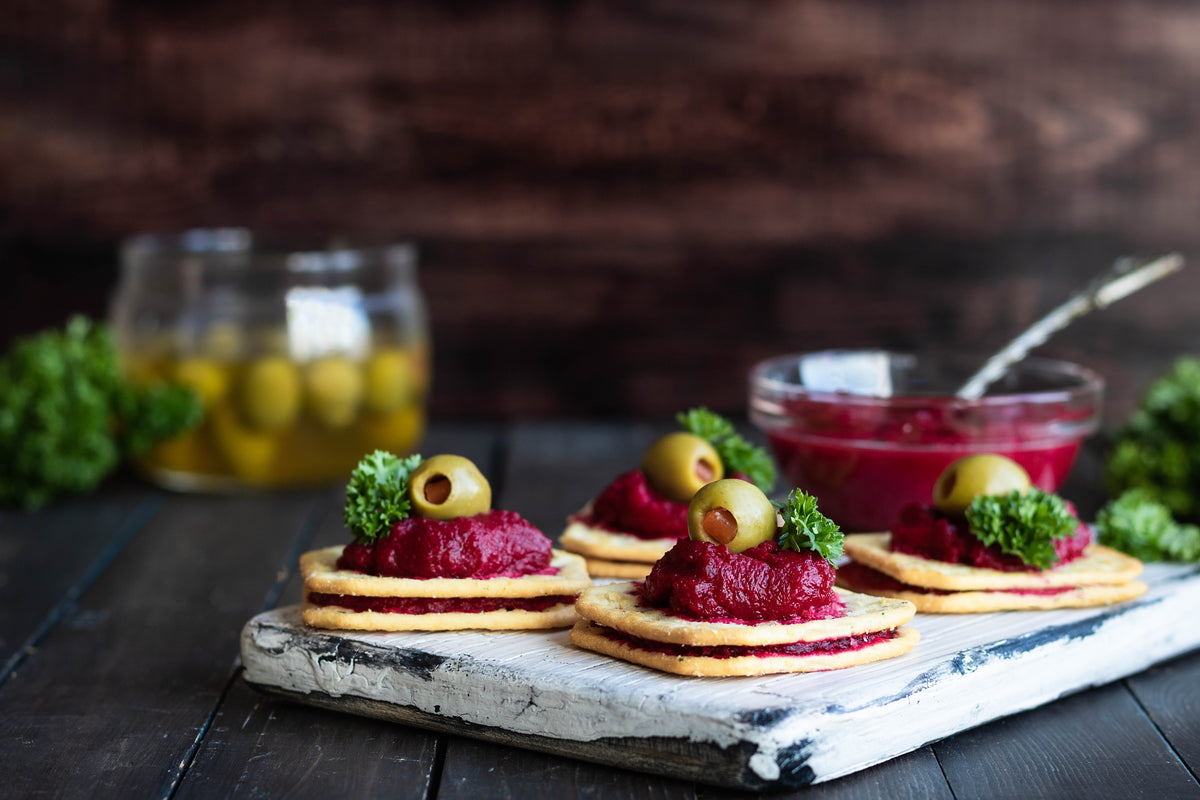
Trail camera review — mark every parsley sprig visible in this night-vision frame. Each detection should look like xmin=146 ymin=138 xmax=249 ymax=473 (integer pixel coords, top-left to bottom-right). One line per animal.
xmin=677 ymin=407 xmax=776 ymax=493
xmin=1096 ymin=489 xmax=1200 ymax=562
xmin=965 ymin=488 xmax=1077 ymax=569
xmin=344 ymin=450 xmax=423 ymax=543
xmin=775 ymin=489 xmax=843 ymax=563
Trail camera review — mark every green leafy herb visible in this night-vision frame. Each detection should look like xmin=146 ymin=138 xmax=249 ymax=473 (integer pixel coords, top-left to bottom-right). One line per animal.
xmin=775 ymin=489 xmax=843 ymax=563
xmin=965 ymin=489 xmax=1078 ymax=569
xmin=344 ymin=450 xmax=423 ymax=543
xmin=1096 ymin=489 xmax=1200 ymax=562
xmin=1106 ymin=357 xmax=1200 ymax=522
xmin=677 ymin=407 xmax=776 ymax=492
xmin=0 ymin=317 xmax=202 ymax=510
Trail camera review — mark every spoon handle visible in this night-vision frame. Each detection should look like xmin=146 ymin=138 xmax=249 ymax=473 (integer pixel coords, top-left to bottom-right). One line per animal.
xmin=955 ymin=253 xmax=1185 ymax=400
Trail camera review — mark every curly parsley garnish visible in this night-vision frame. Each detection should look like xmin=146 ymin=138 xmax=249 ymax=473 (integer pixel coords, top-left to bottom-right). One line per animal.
xmin=1096 ymin=489 xmax=1200 ymax=562
xmin=344 ymin=450 xmax=423 ymax=543
xmin=775 ymin=489 xmax=843 ymax=563
xmin=964 ymin=489 xmax=1077 ymax=569
xmin=677 ymin=407 xmax=776 ymax=493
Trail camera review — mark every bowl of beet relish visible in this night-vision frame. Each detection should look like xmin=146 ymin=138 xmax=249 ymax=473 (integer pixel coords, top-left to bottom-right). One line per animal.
xmin=749 ymin=350 xmax=1103 ymax=533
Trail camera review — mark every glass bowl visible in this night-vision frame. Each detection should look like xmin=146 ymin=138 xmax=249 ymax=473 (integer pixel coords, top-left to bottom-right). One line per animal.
xmin=748 ymin=350 xmax=1103 ymax=532
xmin=109 ymin=229 xmax=430 ymax=491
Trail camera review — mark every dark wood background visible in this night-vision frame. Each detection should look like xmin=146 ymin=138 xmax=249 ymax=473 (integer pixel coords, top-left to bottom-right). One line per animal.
xmin=3 ymin=0 xmax=1198 ymax=422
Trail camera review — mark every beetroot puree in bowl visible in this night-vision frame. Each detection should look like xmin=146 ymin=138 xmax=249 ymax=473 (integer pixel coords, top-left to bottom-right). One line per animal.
xmin=750 ymin=352 xmax=1102 ymax=533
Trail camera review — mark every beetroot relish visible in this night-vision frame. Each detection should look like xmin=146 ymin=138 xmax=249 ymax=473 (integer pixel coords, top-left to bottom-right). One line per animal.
xmin=306 ymin=593 xmax=574 ymax=614
xmin=597 ymin=625 xmax=896 ymax=659
xmin=337 ymin=510 xmax=553 ymax=579
xmin=889 ymin=503 xmax=1090 ymax=572
xmin=577 ymin=469 xmax=689 ymax=540
xmin=641 ymin=540 xmax=844 ymax=622
xmin=837 ymin=561 xmax=1075 ymax=596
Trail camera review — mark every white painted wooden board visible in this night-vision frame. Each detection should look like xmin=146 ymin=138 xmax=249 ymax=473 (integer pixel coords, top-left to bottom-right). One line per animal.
xmin=240 ymin=564 xmax=1200 ymax=790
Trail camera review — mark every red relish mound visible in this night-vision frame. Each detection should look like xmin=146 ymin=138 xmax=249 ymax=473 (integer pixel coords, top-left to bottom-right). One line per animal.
xmin=578 ymin=470 xmax=689 ymax=541
xmin=641 ymin=539 xmax=845 ymax=622
xmin=889 ymin=503 xmax=1091 ymax=572
xmin=338 ymin=509 xmax=553 ymax=579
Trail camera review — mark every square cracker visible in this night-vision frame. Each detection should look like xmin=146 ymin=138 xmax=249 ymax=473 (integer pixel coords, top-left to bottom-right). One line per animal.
xmin=574 ymin=581 xmax=915 ymax=647
xmin=842 ymin=533 xmax=1144 ymax=591
xmin=580 ymin=557 xmax=655 ymax=579
xmin=560 ymin=519 xmax=677 ymax=563
xmin=569 ymin=618 xmax=920 ymax=676
xmin=300 ymin=546 xmax=591 ymax=598
xmin=302 ymin=600 xmax=580 ymax=632
xmin=835 ymin=569 xmax=1149 ymax=613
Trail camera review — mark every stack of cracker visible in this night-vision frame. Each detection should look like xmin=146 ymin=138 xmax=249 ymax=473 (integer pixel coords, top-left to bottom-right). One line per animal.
xmin=300 ymin=545 xmax=592 ymax=631
xmin=570 ymin=580 xmax=919 ymax=676
xmin=560 ymin=513 xmax=675 ymax=579
xmin=838 ymin=533 xmax=1147 ymax=613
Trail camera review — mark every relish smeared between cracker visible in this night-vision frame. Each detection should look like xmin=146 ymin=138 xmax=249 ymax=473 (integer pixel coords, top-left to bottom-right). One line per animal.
xmin=301 ymin=451 xmax=591 ymax=632
xmin=835 ymin=453 xmax=1148 ymax=612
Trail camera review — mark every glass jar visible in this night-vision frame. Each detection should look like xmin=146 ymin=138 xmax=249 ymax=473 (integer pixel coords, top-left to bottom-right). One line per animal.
xmin=109 ymin=229 xmax=429 ymax=490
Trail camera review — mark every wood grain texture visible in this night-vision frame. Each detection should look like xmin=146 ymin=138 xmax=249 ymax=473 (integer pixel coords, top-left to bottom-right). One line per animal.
xmin=0 ymin=491 xmax=325 ymax=798
xmin=438 ymin=737 xmax=695 ymax=800
xmin=933 ymin=682 xmax=1200 ymax=799
xmin=1126 ymin=649 xmax=1200 ymax=780
xmin=3 ymin=0 xmax=1199 ymax=244
xmin=175 ymin=680 xmax=440 ymax=800
xmin=3 ymin=0 xmax=1198 ymax=421
xmin=704 ymin=747 xmax=954 ymax=800
xmin=0 ymin=482 xmax=153 ymax=671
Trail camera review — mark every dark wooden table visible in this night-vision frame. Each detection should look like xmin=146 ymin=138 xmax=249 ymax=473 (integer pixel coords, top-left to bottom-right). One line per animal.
xmin=3 ymin=420 xmax=1199 ymax=798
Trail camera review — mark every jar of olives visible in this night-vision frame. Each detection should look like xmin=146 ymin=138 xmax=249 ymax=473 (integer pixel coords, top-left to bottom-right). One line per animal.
xmin=109 ymin=229 xmax=430 ymax=490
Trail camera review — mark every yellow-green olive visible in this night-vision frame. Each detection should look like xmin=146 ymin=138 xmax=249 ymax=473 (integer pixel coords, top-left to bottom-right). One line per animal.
xmin=304 ymin=356 xmax=364 ymax=429
xmin=238 ymin=356 xmax=302 ymax=432
xmin=640 ymin=432 xmax=724 ymax=503
xmin=408 ymin=454 xmax=492 ymax=520
xmin=933 ymin=453 xmax=1032 ymax=515
xmin=171 ymin=357 xmax=230 ymax=408
xmin=687 ymin=479 xmax=777 ymax=553
xmin=364 ymin=348 xmax=414 ymax=414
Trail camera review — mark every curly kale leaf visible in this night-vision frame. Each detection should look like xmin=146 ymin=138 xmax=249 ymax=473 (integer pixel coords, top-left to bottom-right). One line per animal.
xmin=344 ymin=450 xmax=423 ymax=543
xmin=1106 ymin=357 xmax=1200 ymax=522
xmin=0 ymin=317 xmax=201 ymax=510
xmin=965 ymin=488 xmax=1078 ymax=569
xmin=677 ymin=407 xmax=776 ymax=492
xmin=775 ymin=489 xmax=843 ymax=563
xmin=1096 ymin=489 xmax=1200 ymax=562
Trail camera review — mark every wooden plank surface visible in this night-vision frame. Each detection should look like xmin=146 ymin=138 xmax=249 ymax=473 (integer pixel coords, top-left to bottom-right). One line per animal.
xmin=934 ymin=682 xmax=1200 ymax=799
xmin=0 ymin=490 xmax=327 ymax=797
xmin=0 ymin=482 xmax=157 ymax=672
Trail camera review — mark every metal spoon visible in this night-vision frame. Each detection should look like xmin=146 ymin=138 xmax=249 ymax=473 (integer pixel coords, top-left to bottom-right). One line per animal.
xmin=955 ymin=252 xmax=1185 ymax=400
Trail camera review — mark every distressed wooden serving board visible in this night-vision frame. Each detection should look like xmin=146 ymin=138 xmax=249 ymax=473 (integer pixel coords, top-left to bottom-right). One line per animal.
xmin=241 ymin=564 xmax=1200 ymax=791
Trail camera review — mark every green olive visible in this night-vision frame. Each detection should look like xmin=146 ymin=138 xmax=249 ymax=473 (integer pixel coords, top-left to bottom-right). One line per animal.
xmin=364 ymin=348 xmax=414 ymax=414
xmin=238 ymin=356 xmax=302 ymax=432
xmin=408 ymin=454 xmax=492 ymax=520
xmin=933 ymin=454 xmax=1032 ymax=515
xmin=640 ymin=432 xmax=724 ymax=503
xmin=304 ymin=356 xmax=364 ymax=429
xmin=687 ymin=479 xmax=778 ymax=553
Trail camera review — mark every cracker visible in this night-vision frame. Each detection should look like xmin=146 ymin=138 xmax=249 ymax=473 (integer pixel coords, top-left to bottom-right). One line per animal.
xmin=574 ymin=581 xmax=915 ymax=647
xmin=836 ymin=567 xmax=1149 ymax=612
xmin=581 ymin=557 xmax=655 ymax=580
xmin=559 ymin=520 xmax=676 ymax=563
xmin=303 ymin=601 xmax=579 ymax=631
xmin=842 ymin=533 xmax=1144 ymax=591
xmin=300 ymin=546 xmax=591 ymax=598
xmin=569 ymin=619 xmax=920 ymax=676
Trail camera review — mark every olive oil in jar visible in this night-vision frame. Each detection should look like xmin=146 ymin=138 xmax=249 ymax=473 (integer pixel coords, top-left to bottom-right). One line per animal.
xmin=111 ymin=231 xmax=429 ymax=490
